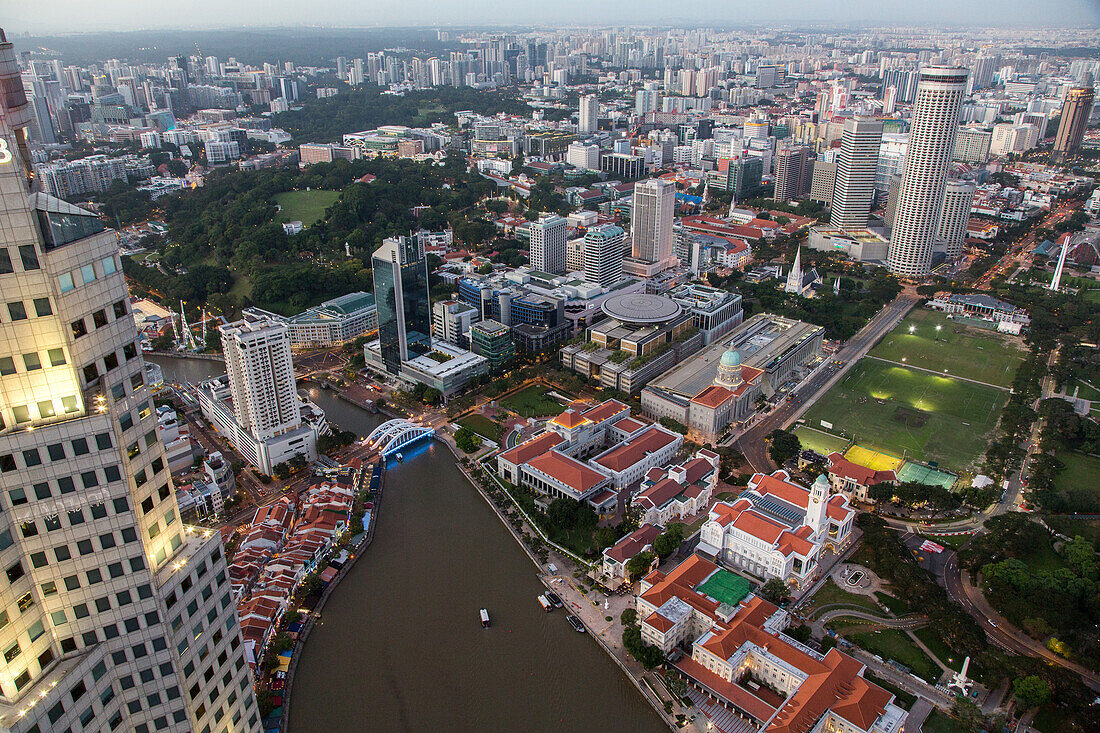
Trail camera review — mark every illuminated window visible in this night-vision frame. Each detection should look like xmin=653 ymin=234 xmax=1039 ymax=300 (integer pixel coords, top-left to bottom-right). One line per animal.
xmin=61 ymin=395 xmax=79 ymax=413
xmin=12 ymin=405 xmax=30 ymax=423
xmin=37 ymin=400 xmax=54 ymax=418
xmin=72 ymin=318 xmax=88 ymax=338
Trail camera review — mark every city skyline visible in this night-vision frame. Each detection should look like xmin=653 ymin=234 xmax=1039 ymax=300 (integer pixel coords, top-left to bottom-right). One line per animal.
xmin=8 ymin=0 xmax=1100 ymax=35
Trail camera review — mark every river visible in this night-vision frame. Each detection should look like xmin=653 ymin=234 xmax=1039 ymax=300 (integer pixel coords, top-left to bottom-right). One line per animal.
xmin=150 ymin=356 xmax=666 ymax=733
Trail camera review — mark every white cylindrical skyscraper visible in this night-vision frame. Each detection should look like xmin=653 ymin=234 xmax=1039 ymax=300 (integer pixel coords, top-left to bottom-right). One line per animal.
xmin=888 ymin=67 xmax=969 ymax=278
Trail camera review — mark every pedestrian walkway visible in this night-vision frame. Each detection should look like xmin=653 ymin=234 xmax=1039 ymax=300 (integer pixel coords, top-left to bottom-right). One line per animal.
xmin=684 ymin=687 xmax=757 ymax=733
xmin=863 ymin=355 xmax=1012 ymax=391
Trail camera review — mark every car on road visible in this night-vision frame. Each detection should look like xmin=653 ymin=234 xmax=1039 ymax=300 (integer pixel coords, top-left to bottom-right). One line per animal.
xmin=988 ymin=620 xmax=998 ymax=628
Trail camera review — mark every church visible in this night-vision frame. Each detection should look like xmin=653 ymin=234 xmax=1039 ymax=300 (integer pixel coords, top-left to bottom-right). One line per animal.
xmin=783 ymin=245 xmax=823 ymax=298
xmin=696 ymin=470 xmax=856 ymax=587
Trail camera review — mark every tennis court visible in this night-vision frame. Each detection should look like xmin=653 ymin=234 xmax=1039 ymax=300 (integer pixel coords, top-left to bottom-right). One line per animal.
xmin=697 ymin=570 xmax=752 ymax=607
xmin=896 ymin=462 xmax=957 ymax=490
xmin=845 ymin=445 xmax=903 ymax=472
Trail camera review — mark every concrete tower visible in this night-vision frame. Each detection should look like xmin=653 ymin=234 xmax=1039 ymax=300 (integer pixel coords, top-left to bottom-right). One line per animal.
xmin=529 ymin=214 xmax=568 ymax=274
xmin=784 ymin=245 xmax=804 ymax=295
xmin=0 ymin=119 xmax=260 ymax=733
xmin=888 ymin=67 xmax=969 ymax=278
xmin=630 ymin=178 xmax=676 ymax=264
xmin=578 ymin=94 xmax=598 ymax=134
xmin=830 ymin=117 xmax=883 ymax=229
xmin=1052 ymin=87 xmax=1095 ymax=163
xmin=937 ymin=179 xmax=976 ymax=262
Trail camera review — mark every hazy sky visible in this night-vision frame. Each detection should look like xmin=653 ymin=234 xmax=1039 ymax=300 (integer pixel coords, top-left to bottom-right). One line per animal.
xmin=9 ymin=0 xmax=1100 ymax=34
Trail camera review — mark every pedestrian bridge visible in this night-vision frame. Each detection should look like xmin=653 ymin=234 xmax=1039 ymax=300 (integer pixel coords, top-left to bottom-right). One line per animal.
xmin=365 ymin=419 xmax=435 ymax=456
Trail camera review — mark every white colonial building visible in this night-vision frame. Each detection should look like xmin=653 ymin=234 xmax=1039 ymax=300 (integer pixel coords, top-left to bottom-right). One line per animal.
xmin=632 ymin=449 xmax=720 ymax=526
xmin=697 ymin=470 xmax=855 ymax=587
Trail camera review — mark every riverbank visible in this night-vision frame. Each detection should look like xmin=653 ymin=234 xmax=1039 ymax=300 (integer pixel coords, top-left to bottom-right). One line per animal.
xmin=278 ymin=462 xmax=384 ymax=733
xmin=438 ymin=431 xmax=684 ymax=731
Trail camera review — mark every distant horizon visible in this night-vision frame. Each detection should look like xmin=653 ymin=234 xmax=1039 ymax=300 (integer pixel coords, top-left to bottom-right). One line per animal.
xmin=8 ymin=0 xmax=1100 ymax=36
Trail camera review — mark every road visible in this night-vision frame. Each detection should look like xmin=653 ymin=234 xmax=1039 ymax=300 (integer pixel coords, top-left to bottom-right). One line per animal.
xmin=731 ymin=291 xmax=919 ymax=473
xmin=974 ymin=203 xmax=1077 ymax=291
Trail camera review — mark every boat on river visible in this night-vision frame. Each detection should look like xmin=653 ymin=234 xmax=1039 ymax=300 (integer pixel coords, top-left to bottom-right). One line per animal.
xmin=537 ymin=595 xmax=553 ymax=612
xmin=567 ymin=614 xmax=586 ymax=633
xmin=480 ymin=609 xmax=491 ymax=628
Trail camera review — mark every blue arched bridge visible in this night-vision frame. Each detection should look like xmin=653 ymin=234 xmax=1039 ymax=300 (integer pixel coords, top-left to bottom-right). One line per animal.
xmin=365 ymin=419 xmax=435 ymax=456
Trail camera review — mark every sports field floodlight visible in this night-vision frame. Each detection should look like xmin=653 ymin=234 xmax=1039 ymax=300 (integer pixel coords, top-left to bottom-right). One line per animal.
xmin=909 ymin=325 xmax=916 ymax=333
xmin=936 ymin=325 xmax=942 ymax=332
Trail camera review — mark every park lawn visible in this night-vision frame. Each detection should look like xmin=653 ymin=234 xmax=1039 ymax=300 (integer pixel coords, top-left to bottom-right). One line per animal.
xmin=874 ymin=592 xmax=911 ymax=616
xmin=913 ymin=626 xmax=960 ymax=671
xmin=1053 ymin=450 xmax=1100 ymax=508
xmin=868 ymin=308 xmax=1026 ymax=387
xmin=455 ymin=414 xmax=504 ymax=444
xmin=921 ymin=711 xmax=969 ymax=733
xmin=792 ymin=425 xmax=849 ymax=456
xmin=805 ymin=579 xmax=881 ymax=616
xmin=1069 ymin=379 xmax=1100 ymax=401
xmin=843 ymin=628 xmax=941 ymax=682
xmin=500 ymin=385 xmax=568 ymax=417
xmin=273 ymin=189 xmax=341 ymax=227
xmin=802 ymin=359 xmax=1008 ymax=471
xmin=920 ymin=533 xmax=971 ymax=550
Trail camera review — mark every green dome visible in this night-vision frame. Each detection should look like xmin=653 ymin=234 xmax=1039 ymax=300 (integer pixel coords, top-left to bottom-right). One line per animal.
xmin=720 ymin=349 xmax=741 ymax=367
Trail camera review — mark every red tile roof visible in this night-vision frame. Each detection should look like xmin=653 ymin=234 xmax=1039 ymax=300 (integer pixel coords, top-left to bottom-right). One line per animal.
xmin=550 ymin=409 xmax=589 ymax=429
xmin=593 ymin=426 xmax=679 ymax=472
xmin=826 ymin=452 xmax=897 ymax=487
xmin=581 ymin=399 xmax=629 ymax=424
xmin=525 ymin=450 xmax=608 ymax=493
xmin=691 ymin=384 xmax=735 ymax=409
xmin=605 ymin=523 xmax=663 ymax=563
xmin=498 ymin=431 xmax=564 ymax=466
xmin=645 ymin=611 xmax=675 ymax=633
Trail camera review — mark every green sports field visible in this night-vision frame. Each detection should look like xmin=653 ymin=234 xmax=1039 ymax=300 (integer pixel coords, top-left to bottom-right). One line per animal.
xmin=868 ymin=309 xmax=1026 ymax=388
xmin=792 ymin=425 xmax=850 ymax=456
xmin=802 ymin=359 xmax=1007 ymax=471
xmin=273 ymin=189 xmax=341 ymax=227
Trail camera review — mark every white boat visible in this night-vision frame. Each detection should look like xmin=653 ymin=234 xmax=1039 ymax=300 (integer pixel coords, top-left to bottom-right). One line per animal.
xmin=537 ymin=594 xmax=553 ymax=612
xmin=396 ymin=452 xmax=404 ymax=462
xmin=480 ymin=609 xmax=490 ymax=628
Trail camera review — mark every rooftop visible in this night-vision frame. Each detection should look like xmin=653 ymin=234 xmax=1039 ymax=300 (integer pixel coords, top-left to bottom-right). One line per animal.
xmin=600 ymin=293 xmax=683 ymax=324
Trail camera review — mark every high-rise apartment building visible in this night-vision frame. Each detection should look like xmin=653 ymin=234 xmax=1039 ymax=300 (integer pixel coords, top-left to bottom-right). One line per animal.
xmin=372 ymin=235 xmax=431 ymax=374
xmin=0 ymin=120 xmax=259 ymax=733
xmin=830 ymin=117 xmax=883 ymax=229
xmin=220 ymin=320 xmax=300 ymax=443
xmin=773 ymin=145 xmax=814 ymax=203
xmin=953 ymin=126 xmax=992 ymax=163
xmin=888 ymin=67 xmax=969 ymax=278
xmin=937 ymin=179 xmax=976 ymax=262
xmin=583 ymin=224 xmax=626 ymax=288
xmin=578 ymin=94 xmax=598 ymax=134
xmin=529 ymin=214 xmax=568 ymax=275
xmin=809 ymin=160 xmax=837 ymax=205
xmin=630 ymin=179 xmax=675 ymax=264
xmin=1052 ymin=87 xmax=1095 ymax=163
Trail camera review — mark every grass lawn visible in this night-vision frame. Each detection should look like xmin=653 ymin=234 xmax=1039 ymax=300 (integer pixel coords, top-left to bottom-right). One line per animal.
xmin=802 ymin=358 xmax=1008 ymax=471
xmin=273 ymin=189 xmax=341 ymax=227
xmin=920 ymin=533 xmax=971 ymax=550
xmin=874 ymin=592 xmax=911 ymax=616
xmin=913 ymin=626 xmax=960 ymax=671
xmin=1044 ymin=516 xmax=1100 ymax=544
xmin=500 ymin=385 xmax=567 ymax=417
xmin=921 ymin=711 xmax=968 ymax=733
xmin=455 ymin=414 xmax=504 ymax=444
xmin=843 ymin=628 xmax=940 ymax=682
xmin=792 ymin=425 xmax=849 ymax=456
xmin=1069 ymin=379 xmax=1100 ymax=401
xmin=868 ymin=308 xmax=1026 ymax=388
xmin=1054 ymin=450 xmax=1100 ymax=507
xmin=805 ymin=580 xmax=881 ymax=616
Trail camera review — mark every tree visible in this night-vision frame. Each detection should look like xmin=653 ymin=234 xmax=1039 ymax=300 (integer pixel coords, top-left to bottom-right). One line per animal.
xmin=625 ymin=551 xmax=656 ymax=581
xmin=786 ymin=625 xmax=811 ymax=643
xmin=1013 ymin=676 xmax=1051 ymax=710
xmin=767 ymin=429 xmax=801 ymax=466
xmin=652 ymin=523 xmax=686 ymax=560
xmin=272 ymin=462 xmax=290 ymax=480
xmin=620 ymin=608 xmax=638 ymax=626
xmin=759 ymin=578 xmax=792 ymax=605
xmin=453 ymin=426 xmax=482 ymax=453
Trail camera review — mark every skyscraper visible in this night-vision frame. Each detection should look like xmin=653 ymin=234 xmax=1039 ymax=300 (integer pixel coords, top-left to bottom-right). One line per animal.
xmin=0 ymin=119 xmax=259 ymax=733
xmin=830 ymin=117 xmax=883 ymax=229
xmin=583 ymin=225 xmax=626 ymax=288
xmin=888 ymin=67 xmax=969 ymax=278
xmin=630 ymin=179 xmax=675 ymax=264
xmin=578 ymin=94 xmax=598 ymax=134
xmin=372 ymin=235 xmax=431 ymax=374
xmin=937 ymin=179 xmax=976 ymax=262
xmin=1052 ymin=87 xmax=1095 ymax=163
xmin=773 ymin=145 xmax=814 ymax=203
xmin=529 ymin=214 xmax=568 ymax=274
xmin=220 ymin=319 xmax=300 ymax=442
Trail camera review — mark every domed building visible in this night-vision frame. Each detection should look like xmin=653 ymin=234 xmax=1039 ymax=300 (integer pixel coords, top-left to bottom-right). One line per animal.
xmin=714 ymin=348 xmax=743 ymax=388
